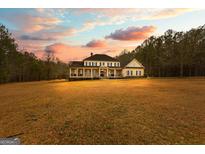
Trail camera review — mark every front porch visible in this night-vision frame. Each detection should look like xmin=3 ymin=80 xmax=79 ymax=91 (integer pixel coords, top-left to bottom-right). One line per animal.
xmin=69 ymin=67 xmax=122 ymax=79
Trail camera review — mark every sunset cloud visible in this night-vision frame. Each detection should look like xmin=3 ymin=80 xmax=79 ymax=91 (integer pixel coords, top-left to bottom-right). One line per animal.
xmin=85 ymin=39 xmax=107 ymax=48
xmin=10 ymin=14 xmax=61 ymax=33
xmin=19 ymin=35 xmax=54 ymax=41
xmin=105 ymin=26 xmax=156 ymax=41
xmin=45 ymin=43 xmax=92 ymax=61
xmin=150 ymin=8 xmax=193 ymax=19
xmin=18 ymin=26 xmax=76 ymax=41
xmin=0 ymin=8 xmax=203 ymax=62
xmin=75 ymin=8 xmax=193 ymax=22
xmin=25 ymin=16 xmax=61 ymax=32
xmin=43 ymin=41 xmax=135 ymax=62
xmin=44 ymin=43 xmax=111 ymax=62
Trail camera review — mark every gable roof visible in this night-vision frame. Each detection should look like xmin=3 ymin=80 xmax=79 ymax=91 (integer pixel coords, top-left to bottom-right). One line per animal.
xmin=69 ymin=61 xmax=84 ymax=67
xmin=83 ymin=54 xmax=119 ymax=62
xmin=119 ymin=58 xmax=133 ymax=67
xmin=120 ymin=58 xmax=144 ymax=68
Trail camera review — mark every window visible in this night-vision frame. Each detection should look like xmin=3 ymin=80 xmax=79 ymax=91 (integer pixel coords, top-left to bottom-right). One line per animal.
xmin=114 ymin=63 xmax=116 ymax=67
xmin=139 ymin=71 xmax=141 ymax=76
xmin=107 ymin=63 xmax=109 ymax=67
xmin=136 ymin=71 xmax=138 ymax=76
xmin=89 ymin=62 xmax=91 ymax=66
xmin=103 ymin=62 xmax=105 ymax=66
xmin=130 ymin=70 xmax=133 ymax=76
xmin=110 ymin=63 xmax=112 ymax=67
xmin=85 ymin=62 xmax=87 ymax=66
xmin=99 ymin=62 xmax=101 ymax=66
xmin=127 ymin=70 xmax=129 ymax=76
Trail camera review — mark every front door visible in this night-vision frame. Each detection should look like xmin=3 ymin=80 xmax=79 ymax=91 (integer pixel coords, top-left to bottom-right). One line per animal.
xmin=100 ymin=69 xmax=108 ymax=78
xmin=100 ymin=70 xmax=105 ymax=77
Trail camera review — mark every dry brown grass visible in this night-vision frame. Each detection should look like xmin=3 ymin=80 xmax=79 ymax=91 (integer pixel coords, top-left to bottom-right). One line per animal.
xmin=0 ymin=78 xmax=204 ymax=144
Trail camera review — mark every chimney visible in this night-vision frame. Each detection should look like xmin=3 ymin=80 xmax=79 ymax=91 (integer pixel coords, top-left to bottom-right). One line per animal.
xmin=91 ymin=52 xmax=93 ymax=56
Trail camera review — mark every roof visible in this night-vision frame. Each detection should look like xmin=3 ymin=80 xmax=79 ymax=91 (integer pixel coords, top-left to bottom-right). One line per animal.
xmin=83 ymin=54 xmax=119 ymax=62
xmin=119 ymin=58 xmax=133 ymax=67
xmin=69 ymin=61 xmax=84 ymax=67
xmin=119 ymin=58 xmax=144 ymax=68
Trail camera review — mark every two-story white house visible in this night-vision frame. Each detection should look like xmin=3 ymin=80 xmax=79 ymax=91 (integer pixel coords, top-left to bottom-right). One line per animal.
xmin=68 ymin=53 xmax=144 ymax=80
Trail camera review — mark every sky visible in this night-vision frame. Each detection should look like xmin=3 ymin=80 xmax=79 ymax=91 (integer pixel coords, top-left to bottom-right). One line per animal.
xmin=0 ymin=8 xmax=205 ymax=62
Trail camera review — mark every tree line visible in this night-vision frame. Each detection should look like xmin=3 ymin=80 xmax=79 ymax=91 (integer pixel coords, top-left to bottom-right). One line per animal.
xmin=117 ymin=25 xmax=205 ymax=77
xmin=0 ymin=24 xmax=68 ymax=83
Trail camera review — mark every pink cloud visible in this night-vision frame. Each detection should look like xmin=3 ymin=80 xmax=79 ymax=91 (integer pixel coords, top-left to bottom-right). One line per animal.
xmin=15 ymin=38 xmax=139 ymax=62
xmin=151 ymin=8 xmax=193 ymax=20
xmin=105 ymin=26 xmax=156 ymax=41
xmin=12 ymin=15 xmax=61 ymax=33
xmin=75 ymin=8 xmax=193 ymax=21
xmin=18 ymin=26 xmax=76 ymax=41
xmin=45 ymin=43 xmax=92 ymax=62
xmin=76 ymin=9 xmax=141 ymax=17
xmin=85 ymin=39 xmax=107 ymax=48
xmin=43 ymin=42 xmax=136 ymax=62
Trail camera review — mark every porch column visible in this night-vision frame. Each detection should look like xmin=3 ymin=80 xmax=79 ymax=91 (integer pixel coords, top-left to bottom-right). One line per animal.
xmin=91 ymin=68 xmax=93 ymax=78
xmin=69 ymin=68 xmax=72 ymax=78
xmin=83 ymin=68 xmax=85 ymax=77
xmin=76 ymin=68 xmax=78 ymax=77
xmin=114 ymin=69 xmax=116 ymax=78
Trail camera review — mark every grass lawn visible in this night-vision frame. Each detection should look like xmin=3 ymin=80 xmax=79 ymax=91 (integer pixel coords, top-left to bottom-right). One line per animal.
xmin=0 ymin=78 xmax=204 ymax=144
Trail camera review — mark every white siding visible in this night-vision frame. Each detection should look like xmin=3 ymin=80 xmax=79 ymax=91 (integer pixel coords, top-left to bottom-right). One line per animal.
xmin=84 ymin=60 xmax=120 ymax=67
xmin=122 ymin=68 xmax=144 ymax=77
xmin=125 ymin=59 xmax=143 ymax=68
xmin=121 ymin=58 xmax=144 ymax=77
